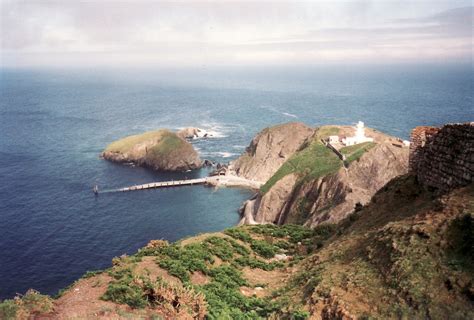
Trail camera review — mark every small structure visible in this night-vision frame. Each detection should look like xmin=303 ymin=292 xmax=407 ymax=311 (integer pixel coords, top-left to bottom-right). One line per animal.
xmin=342 ymin=121 xmax=374 ymax=146
xmin=328 ymin=135 xmax=340 ymax=144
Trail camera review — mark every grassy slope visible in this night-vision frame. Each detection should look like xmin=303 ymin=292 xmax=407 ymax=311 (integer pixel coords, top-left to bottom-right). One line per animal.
xmin=340 ymin=141 xmax=376 ymax=164
xmin=260 ymin=126 xmax=343 ymax=194
xmin=104 ymin=129 xmax=186 ymax=155
xmin=279 ymin=176 xmax=474 ymax=319
xmin=105 ymin=130 xmax=167 ymax=153
xmin=2 ymin=177 xmax=472 ymax=319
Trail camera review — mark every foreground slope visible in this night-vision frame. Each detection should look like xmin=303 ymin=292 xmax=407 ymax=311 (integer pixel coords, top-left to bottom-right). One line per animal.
xmin=3 ymin=176 xmax=472 ymax=319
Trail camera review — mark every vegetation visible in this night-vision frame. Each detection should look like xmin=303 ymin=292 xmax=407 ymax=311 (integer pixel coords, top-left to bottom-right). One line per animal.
xmin=446 ymin=213 xmax=474 ymax=273
xmin=104 ymin=129 xmax=188 ymax=158
xmin=147 ymin=132 xmax=186 ymax=157
xmin=4 ymin=177 xmax=472 ymax=319
xmin=0 ymin=290 xmax=53 ymax=319
xmin=261 ymin=135 xmax=342 ymax=193
xmin=104 ymin=130 xmax=169 ymax=153
xmin=340 ymin=141 xmax=376 ymax=163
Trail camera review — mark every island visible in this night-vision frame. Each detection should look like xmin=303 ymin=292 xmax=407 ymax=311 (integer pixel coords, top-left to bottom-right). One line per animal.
xmin=101 ymin=129 xmax=202 ymax=172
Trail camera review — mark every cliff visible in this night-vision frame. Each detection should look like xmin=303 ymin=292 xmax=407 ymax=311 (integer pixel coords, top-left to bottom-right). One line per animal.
xmin=102 ymin=129 xmax=202 ymax=171
xmin=239 ymin=125 xmax=409 ymax=227
xmin=229 ymin=122 xmax=315 ymax=183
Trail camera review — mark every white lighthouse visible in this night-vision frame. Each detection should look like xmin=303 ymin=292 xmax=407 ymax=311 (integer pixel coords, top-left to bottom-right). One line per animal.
xmin=342 ymin=121 xmax=374 ymax=146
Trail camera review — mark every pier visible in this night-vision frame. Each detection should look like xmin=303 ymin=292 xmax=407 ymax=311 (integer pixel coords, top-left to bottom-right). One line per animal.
xmin=116 ymin=178 xmax=208 ymax=192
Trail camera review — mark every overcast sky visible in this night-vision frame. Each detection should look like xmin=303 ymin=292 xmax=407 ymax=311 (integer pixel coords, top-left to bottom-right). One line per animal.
xmin=1 ymin=0 xmax=472 ymax=67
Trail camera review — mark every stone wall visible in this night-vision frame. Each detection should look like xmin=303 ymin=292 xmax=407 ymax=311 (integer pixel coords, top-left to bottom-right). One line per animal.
xmin=409 ymin=122 xmax=474 ymax=192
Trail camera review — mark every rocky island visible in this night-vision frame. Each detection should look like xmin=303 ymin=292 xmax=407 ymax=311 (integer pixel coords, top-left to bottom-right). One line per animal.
xmin=102 ymin=129 xmax=202 ymax=172
xmin=2 ymin=122 xmax=472 ymax=320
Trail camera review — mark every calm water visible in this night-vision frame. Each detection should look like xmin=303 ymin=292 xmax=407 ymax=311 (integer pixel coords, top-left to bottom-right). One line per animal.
xmin=0 ymin=65 xmax=472 ymax=299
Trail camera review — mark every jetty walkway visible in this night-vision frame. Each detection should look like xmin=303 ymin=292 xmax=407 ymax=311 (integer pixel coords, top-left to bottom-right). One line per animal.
xmin=117 ymin=178 xmax=207 ymax=192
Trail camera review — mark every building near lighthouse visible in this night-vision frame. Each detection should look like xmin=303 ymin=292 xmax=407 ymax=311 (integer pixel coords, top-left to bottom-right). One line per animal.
xmin=342 ymin=121 xmax=374 ymax=146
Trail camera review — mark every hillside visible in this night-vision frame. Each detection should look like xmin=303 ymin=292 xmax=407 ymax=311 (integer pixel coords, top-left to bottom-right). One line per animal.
xmin=229 ymin=122 xmax=315 ymax=183
xmin=2 ymin=175 xmax=472 ymax=319
xmin=239 ymin=124 xmax=409 ymax=227
xmin=102 ymin=129 xmax=202 ymax=171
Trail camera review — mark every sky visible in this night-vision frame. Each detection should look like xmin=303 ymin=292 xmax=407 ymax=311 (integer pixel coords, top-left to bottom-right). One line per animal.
xmin=0 ymin=0 xmax=472 ymax=67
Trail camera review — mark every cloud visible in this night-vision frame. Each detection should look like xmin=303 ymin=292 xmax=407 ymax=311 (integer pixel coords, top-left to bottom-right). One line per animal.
xmin=1 ymin=0 xmax=472 ymax=67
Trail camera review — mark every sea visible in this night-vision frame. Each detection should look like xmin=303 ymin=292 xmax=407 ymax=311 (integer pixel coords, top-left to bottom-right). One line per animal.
xmin=0 ymin=64 xmax=472 ymax=299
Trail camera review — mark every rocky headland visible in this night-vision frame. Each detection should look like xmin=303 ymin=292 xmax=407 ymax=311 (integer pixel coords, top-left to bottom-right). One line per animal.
xmin=233 ymin=123 xmax=410 ymax=226
xmin=102 ymin=129 xmax=202 ymax=172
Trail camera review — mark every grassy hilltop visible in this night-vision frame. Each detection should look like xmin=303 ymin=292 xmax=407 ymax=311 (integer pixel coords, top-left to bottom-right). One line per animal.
xmin=102 ymin=129 xmax=202 ymax=171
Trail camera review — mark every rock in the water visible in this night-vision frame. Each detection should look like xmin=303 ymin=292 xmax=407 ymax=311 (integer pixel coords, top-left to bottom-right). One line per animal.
xmin=177 ymin=127 xmax=202 ymax=139
xmin=177 ymin=127 xmax=214 ymax=140
xmin=102 ymin=129 xmax=202 ymax=171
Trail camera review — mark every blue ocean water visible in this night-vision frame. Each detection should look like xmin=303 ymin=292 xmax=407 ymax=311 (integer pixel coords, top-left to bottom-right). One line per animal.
xmin=0 ymin=65 xmax=472 ymax=299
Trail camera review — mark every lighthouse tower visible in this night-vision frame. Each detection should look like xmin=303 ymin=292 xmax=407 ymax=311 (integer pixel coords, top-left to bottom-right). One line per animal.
xmin=355 ymin=121 xmax=366 ymax=140
xmin=342 ymin=121 xmax=374 ymax=146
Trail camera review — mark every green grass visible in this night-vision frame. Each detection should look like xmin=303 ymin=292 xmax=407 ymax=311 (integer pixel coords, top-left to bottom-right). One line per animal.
xmin=315 ymin=126 xmax=340 ymax=140
xmin=104 ymin=129 xmax=187 ymax=157
xmin=147 ymin=133 xmax=186 ymax=157
xmin=261 ymin=138 xmax=342 ymax=193
xmin=340 ymin=142 xmax=376 ymax=164
xmin=104 ymin=130 xmax=169 ymax=153
xmin=0 ymin=290 xmax=53 ymax=319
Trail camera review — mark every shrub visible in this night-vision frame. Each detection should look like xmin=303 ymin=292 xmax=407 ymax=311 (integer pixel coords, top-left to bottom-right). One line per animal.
xmin=204 ymin=237 xmax=236 ymax=261
xmin=102 ymin=282 xmax=147 ymax=308
xmin=250 ymin=240 xmax=278 ymax=258
xmin=234 ymin=256 xmax=283 ymax=271
xmin=158 ymin=258 xmax=190 ymax=283
xmin=0 ymin=300 xmax=18 ymax=320
xmin=224 ymin=228 xmax=253 ymax=242
xmin=82 ymin=270 xmax=103 ymax=279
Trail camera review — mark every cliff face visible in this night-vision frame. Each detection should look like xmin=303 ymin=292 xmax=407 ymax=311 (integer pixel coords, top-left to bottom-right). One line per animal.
xmin=242 ymin=142 xmax=409 ymax=227
xmin=102 ymin=129 xmax=202 ymax=171
xmin=230 ymin=122 xmax=314 ymax=183
xmin=240 ymin=126 xmax=410 ymax=227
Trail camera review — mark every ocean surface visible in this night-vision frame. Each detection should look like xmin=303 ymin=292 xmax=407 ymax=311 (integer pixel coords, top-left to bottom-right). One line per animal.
xmin=0 ymin=65 xmax=472 ymax=299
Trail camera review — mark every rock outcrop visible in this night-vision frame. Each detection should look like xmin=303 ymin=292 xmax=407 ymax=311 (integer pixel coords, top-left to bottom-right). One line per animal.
xmin=239 ymin=125 xmax=410 ymax=227
xmin=177 ymin=127 xmax=216 ymax=140
xmin=230 ymin=122 xmax=315 ymax=183
xmin=102 ymin=129 xmax=202 ymax=171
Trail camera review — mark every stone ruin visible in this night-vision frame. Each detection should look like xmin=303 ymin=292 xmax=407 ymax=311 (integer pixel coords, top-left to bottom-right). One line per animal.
xmin=409 ymin=122 xmax=473 ymax=193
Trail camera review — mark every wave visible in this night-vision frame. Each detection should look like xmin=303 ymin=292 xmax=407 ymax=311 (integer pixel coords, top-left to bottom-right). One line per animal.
xmin=259 ymin=105 xmax=298 ymax=119
xmin=200 ymin=151 xmax=240 ymax=158
xmin=282 ymin=112 xmax=298 ymax=118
